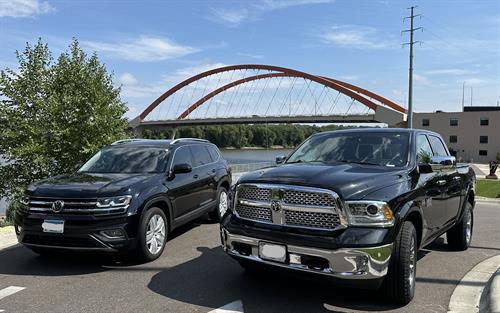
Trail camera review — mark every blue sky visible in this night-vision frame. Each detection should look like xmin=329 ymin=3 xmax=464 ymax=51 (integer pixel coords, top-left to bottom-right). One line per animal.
xmin=1 ymin=0 xmax=499 ymax=119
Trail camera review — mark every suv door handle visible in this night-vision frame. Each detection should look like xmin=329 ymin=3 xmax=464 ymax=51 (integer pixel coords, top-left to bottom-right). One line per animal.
xmin=437 ymin=180 xmax=447 ymax=186
xmin=193 ymin=174 xmax=199 ymax=179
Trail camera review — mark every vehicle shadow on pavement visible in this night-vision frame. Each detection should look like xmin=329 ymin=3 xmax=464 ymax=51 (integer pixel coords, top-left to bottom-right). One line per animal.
xmin=148 ymin=246 xmax=403 ymax=313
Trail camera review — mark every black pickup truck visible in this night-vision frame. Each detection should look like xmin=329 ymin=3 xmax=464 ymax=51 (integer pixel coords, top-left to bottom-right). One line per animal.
xmin=221 ymin=128 xmax=475 ymax=304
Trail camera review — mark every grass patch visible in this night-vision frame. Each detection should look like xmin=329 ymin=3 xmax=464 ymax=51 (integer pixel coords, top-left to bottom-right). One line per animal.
xmin=476 ymin=180 xmax=500 ymax=198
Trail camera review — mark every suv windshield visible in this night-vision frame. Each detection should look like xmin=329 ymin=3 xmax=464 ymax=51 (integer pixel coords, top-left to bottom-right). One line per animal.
xmin=287 ymin=131 xmax=410 ymax=167
xmin=79 ymin=147 xmax=169 ymax=173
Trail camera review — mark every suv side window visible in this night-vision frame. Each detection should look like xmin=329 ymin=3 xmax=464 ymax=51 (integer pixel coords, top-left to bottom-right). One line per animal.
xmin=207 ymin=145 xmax=220 ymax=162
xmin=416 ymin=134 xmax=433 ymax=163
xmin=190 ymin=144 xmax=212 ymax=167
xmin=172 ymin=146 xmax=193 ymax=167
xmin=428 ymin=135 xmax=449 ymax=156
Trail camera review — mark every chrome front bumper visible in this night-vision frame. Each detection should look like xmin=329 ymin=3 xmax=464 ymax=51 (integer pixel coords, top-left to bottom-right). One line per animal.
xmin=221 ymin=228 xmax=393 ymax=280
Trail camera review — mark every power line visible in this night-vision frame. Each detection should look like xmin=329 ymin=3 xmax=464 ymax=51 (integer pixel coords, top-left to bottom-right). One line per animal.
xmin=402 ymin=5 xmax=422 ymax=129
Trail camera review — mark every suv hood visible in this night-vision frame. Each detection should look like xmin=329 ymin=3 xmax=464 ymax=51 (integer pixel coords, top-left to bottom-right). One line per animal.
xmin=237 ymin=163 xmax=409 ymax=200
xmin=29 ymin=172 xmax=157 ymax=198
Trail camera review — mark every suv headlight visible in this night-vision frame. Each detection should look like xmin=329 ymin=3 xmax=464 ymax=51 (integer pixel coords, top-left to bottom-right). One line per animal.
xmin=345 ymin=201 xmax=394 ymax=227
xmin=96 ymin=195 xmax=132 ymax=208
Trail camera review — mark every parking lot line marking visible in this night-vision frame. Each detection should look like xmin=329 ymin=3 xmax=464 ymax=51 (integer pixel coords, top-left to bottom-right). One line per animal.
xmin=208 ymin=300 xmax=244 ymax=313
xmin=0 ymin=286 xmax=26 ymax=301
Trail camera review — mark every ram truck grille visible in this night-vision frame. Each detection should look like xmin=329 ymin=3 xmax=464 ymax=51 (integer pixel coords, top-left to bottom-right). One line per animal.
xmin=234 ymin=184 xmax=343 ymax=230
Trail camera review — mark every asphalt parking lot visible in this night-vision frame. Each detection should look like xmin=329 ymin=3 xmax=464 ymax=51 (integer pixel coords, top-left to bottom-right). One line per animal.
xmin=0 ymin=201 xmax=499 ymax=313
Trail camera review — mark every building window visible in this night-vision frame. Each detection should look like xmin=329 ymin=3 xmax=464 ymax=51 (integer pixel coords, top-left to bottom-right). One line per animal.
xmin=422 ymin=119 xmax=430 ymax=126
xmin=450 ymin=118 xmax=458 ymax=126
xmin=449 ymin=135 xmax=457 ymax=143
xmin=479 ymin=150 xmax=488 ymax=156
xmin=480 ymin=117 xmax=489 ymax=126
xmin=480 ymin=136 xmax=488 ymax=144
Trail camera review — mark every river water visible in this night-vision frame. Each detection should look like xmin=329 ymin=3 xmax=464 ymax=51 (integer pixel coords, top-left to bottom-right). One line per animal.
xmin=0 ymin=148 xmax=294 ymax=214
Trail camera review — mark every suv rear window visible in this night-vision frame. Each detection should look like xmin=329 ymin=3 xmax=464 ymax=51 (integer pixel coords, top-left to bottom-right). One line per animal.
xmin=190 ymin=145 xmax=213 ymax=167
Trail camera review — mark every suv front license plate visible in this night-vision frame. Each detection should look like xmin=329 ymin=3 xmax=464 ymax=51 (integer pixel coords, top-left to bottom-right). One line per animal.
xmin=259 ymin=242 xmax=287 ymax=263
xmin=42 ymin=220 xmax=64 ymax=234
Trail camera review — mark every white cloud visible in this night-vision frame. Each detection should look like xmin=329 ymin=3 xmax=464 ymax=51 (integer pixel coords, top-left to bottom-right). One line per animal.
xmin=0 ymin=0 xmax=54 ymax=18
xmin=237 ymin=52 xmax=264 ymax=59
xmin=209 ymin=0 xmax=334 ymax=26
xmin=119 ymin=73 xmax=139 ymax=86
xmin=463 ymin=78 xmax=485 ymax=86
xmin=83 ymin=36 xmax=198 ymax=62
xmin=337 ymin=75 xmax=358 ymax=81
xmin=319 ymin=25 xmax=394 ymax=49
xmin=209 ymin=8 xmax=249 ymax=26
xmin=425 ymin=69 xmax=472 ymax=76
xmin=414 ymin=74 xmax=431 ymax=85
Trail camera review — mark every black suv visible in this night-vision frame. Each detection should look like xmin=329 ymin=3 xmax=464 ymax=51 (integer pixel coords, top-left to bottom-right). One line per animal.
xmin=14 ymin=138 xmax=231 ymax=261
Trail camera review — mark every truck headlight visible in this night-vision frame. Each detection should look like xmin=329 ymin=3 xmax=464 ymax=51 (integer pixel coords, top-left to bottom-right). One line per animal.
xmin=96 ymin=195 xmax=132 ymax=208
xmin=345 ymin=201 xmax=394 ymax=227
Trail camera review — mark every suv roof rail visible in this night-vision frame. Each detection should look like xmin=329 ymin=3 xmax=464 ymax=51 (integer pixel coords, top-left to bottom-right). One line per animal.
xmin=111 ymin=138 xmax=147 ymax=145
xmin=170 ymin=138 xmax=209 ymax=144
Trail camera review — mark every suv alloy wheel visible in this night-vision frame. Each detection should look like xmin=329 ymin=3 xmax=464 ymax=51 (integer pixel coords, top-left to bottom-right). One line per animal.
xmin=136 ymin=207 xmax=168 ymax=262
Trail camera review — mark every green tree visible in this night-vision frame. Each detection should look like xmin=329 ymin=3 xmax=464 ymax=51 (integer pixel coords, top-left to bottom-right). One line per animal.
xmin=0 ymin=38 xmax=128 ymax=218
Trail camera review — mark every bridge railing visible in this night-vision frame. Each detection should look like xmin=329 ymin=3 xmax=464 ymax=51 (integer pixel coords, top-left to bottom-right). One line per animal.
xmin=230 ymin=161 xmax=275 ymax=173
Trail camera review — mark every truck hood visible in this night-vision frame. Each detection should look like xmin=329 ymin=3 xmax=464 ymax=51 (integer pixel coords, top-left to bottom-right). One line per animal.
xmin=29 ymin=172 xmax=158 ymax=198
xmin=237 ymin=163 xmax=409 ymax=200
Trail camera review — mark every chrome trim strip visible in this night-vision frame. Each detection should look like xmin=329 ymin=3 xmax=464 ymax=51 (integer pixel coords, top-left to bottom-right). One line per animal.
xmin=30 ymin=200 xmax=98 ymax=206
xmin=222 ymin=229 xmax=392 ymax=280
xmin=235 ymin=183 xmax=348 ymax=230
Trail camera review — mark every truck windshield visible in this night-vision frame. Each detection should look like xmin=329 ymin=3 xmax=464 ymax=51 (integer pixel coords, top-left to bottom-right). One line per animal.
xmin=78 ymin=147 xmax=169 ymax=173
xmin=286 ymin=131 xmax=410 ymax=167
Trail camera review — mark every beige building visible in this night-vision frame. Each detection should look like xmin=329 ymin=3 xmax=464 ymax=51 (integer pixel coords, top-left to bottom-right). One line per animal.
xmin=414 ymin=107 xmax=500 ymax=164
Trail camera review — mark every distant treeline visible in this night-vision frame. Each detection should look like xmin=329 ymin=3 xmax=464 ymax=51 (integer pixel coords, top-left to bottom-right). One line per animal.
xmin=140 ymin=124 xmax=363 ymax=148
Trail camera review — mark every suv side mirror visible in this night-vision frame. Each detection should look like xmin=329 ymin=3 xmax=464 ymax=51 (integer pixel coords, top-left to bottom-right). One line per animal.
xmin=172 ymin=163 xmax=192 ymax=174
xmin=276 ymin=155 xmax=287 ymax=164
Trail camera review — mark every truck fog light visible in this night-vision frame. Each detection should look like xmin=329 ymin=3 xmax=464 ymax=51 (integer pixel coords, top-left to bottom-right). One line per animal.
xmin=354 ymin=255 xmax=369 ymax=272
xmin=289 ymin=253 xmax=302 ymax=265
xmin=101 ymin=229 xmax=125 ymax=239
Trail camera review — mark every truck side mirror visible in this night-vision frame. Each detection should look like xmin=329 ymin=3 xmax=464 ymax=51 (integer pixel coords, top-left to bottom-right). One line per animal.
xmin=418 ymin=163 xmax=433 ymax=174
xmin=276 ymin=155 xmax=287 ymax=164
xmin=430 ymin=156 xmax=456 ymax=172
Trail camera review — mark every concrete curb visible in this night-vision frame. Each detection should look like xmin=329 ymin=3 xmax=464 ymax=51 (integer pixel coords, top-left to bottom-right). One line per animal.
xmin=0 ymin=227 xmax=18 ymax=252
xmin=488 ymin=269 xmax=500 ymax=313
xmin=476 ymin=197 xmax=500 ymax=203
xmin=448 ymin=254 xmax=500 ymax=313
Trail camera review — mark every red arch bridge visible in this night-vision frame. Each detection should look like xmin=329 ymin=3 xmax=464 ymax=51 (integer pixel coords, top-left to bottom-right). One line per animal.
xmin=129 ymin=64 xmax=407 ymax=136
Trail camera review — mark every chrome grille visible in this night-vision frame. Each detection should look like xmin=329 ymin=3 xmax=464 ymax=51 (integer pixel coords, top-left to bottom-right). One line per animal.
xmin=235 ymin=184 xmax=343 ymax=230
xmin=235 ymin=204 xmax=272 ymax=222
xmin=237 ymin=186 xmax=271 ymax=201
xmin=284 ymin=210 xmax=340 ymax=229
xmin=283 ymin=190 xmax=336 ymax=207
xmin=28 ymin=197 xmax=127 ymax=216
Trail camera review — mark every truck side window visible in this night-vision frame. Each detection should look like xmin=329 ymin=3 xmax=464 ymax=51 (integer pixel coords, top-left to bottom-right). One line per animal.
xmin=428 ymin=135 xmax=449 ymax=156
xmin=416 ymin=134 xmax=433 ymax=163
xmin=172 ymin=146 xmax=193 ymax=167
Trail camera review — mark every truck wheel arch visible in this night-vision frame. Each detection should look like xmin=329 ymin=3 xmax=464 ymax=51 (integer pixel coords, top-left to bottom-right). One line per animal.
xmin=398 ymin=202 xmax=424 ymax=250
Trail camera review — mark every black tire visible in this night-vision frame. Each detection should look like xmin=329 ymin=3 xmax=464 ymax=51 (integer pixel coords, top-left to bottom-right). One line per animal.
xmin=383 ymin=221 xmax=417 ymax=305
xmin=133 ymin=207 xmax=168 ymax=262
xmin=209 ymin=187 xmax=229 ymax=222
xmin=446 ymin=202 xmax=473 ymax=251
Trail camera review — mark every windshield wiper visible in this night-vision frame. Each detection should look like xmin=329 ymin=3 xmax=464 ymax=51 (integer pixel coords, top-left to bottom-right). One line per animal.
xmin=339 ymin=160 xmax=380 ymax=166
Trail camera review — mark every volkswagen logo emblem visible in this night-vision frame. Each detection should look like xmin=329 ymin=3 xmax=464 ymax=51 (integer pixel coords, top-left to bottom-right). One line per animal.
xmin=270 ymin=200 xmax=282 ymax=212
xmin=52 ymin=200 xmax=65 ymax=213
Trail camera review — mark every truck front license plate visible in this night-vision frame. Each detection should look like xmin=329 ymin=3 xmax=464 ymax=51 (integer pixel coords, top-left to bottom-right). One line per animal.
xmin=259 ymin=242 xmax=286 ymax=263
xmin=42 ymin=220 xmax=64 ymax=234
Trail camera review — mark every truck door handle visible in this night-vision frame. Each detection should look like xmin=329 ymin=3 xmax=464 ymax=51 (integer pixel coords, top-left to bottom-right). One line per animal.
xmin=437 ymin=180 xmax=447 ymax=186
xmin=453 ymin=176 xmax=461 ymax=181
xmin=193 ymin=174 xmax=199 ymax=179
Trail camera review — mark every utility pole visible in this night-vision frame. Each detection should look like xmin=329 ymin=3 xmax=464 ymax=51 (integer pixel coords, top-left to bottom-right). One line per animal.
xmin=403 ymin=6 xmax=421 ymax=128
xmin=461 ymin=81 xmax=466 ymax=110
xmin=470 ymin=87 xmax=473 ymax=106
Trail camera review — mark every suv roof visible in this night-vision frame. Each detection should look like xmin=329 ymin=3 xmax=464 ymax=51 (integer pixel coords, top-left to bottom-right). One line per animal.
xmin=110 ymin=138 xmax=210 ymax=148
